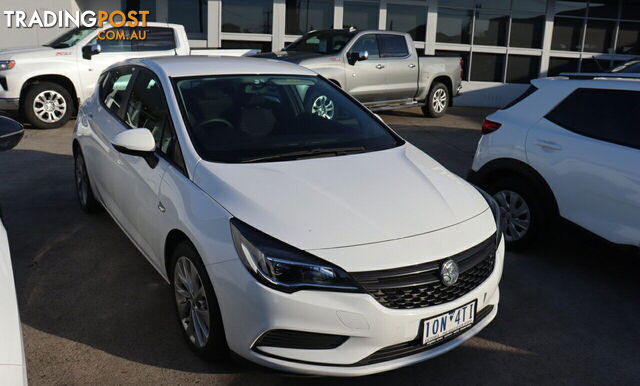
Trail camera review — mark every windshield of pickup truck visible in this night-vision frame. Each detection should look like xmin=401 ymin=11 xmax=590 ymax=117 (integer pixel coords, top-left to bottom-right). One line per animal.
xmin=44 ymin=27 xmax=97 ymax=48
xmin=174 ymin=75 xmax=403 ymax=163
xmin=285 ymin=31 xmax=355 ymax=54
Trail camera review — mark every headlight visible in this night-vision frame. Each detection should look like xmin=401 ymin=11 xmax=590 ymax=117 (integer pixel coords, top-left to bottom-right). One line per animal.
xmin=473 ymin=186 xmax=504 ymax=245
xmin=0 ymin=60 xmax=15 ymax=71
xmin=230 ymin=218 xmax=362 ymax=293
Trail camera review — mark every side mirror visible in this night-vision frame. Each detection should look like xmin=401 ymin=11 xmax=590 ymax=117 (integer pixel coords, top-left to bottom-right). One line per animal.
xmin=0 ymin=116 xmax=24 ymax=152
xmin=348 ymin=50 xmax=368 ymax=65
xmin=112 ymin=128 xmax=158 ymax=168
xmin=82 ymin=43 xmax=101 ymax=60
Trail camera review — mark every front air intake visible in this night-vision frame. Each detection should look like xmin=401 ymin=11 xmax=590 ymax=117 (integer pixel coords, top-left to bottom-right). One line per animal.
xmin=253 ymin=329 xmax=349 ymax=350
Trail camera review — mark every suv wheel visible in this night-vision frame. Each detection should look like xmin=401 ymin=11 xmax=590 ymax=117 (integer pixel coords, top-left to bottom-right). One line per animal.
xmin=422 ymin=82 xmax=448 ymax=118
xmin=485 ymin=175 xmax=552 ymax=248
xmin=23 ymin=82 xmax=72 ymax=129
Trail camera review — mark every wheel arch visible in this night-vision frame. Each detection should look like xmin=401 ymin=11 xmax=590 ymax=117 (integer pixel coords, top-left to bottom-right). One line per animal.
xmin=20 ymin=74 xmax=79 ymax=113
xmin=471 ymin=158 xmax=559 ymax=217
xmin=164 ymin=229 xmax=194 ymax=279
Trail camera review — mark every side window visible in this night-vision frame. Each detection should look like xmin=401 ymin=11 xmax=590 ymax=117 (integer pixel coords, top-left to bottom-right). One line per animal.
xmin=124 ymin=69 xmax=186 ymax=170
xmin=93 ymin=28 xmax=134 ymax=52
xmin=349 ymin=35 xmax=380 ymax=59
xmin=378 ymin=34 xmax=409 ymax=58
xmin=100 ymin=67 xmax=135 ymax=116
xmin=545 ymin=88 xmax=640 ymax=150
xmin=134 ymin=27 xmax=176 ymax=51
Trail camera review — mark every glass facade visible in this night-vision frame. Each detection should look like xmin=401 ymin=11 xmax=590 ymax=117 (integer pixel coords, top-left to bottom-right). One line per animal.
xmin=149 ymin=0 xmax=640 ymax=85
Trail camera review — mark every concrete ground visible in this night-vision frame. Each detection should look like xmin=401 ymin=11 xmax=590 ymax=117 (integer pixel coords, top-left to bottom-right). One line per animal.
xmin=0 ymin=107 xmax=639 ymax=385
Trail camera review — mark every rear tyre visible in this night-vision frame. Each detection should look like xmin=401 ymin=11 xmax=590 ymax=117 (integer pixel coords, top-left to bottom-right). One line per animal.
xmin=422 ymin=82 xmax=449 ymax=118
xmin=171 ymin=241 xmax=229 ymax=360
xmin=74 ymin=150 xmax=102 ymax=213
xmin=23 ymin=82 xmax=73 ymax=129
xmin=483 ymin=175 xmax=552 ymax=249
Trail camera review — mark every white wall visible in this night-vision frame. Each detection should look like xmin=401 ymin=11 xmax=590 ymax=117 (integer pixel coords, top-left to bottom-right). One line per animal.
xmin=0 ymin=0 xmax=81 ymax=49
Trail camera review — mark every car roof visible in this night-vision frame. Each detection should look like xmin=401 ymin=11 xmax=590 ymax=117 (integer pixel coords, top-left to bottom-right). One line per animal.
xmin=126 ymin=56 xmax=318 ymax=78
xmin=532 ymin=76 xmax=640 ymax=90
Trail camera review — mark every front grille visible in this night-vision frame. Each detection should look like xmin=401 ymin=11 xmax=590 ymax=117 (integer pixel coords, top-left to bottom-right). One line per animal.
xmin=253 ymin=329 xmax=348 ymax=350
xmin=351 ymin=235 xmax=496 ymax=309
xmin=355 ymin=305 xmax=494 ymax=366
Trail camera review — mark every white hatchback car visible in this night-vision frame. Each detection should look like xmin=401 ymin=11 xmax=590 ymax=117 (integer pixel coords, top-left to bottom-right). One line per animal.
xmin=73 ymin=56 xmax=504 ymax=376
xmin=470 ymin=75 xmax=640 ymax=248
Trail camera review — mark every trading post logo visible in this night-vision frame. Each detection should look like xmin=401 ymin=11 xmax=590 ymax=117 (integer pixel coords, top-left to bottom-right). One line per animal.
xmin=2 ymin=10 xmax=151 ymax=40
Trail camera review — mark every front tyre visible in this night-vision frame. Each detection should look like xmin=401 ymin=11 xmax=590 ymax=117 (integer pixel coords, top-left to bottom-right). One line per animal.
xmin=23 ymin=82 xmax=72 ymax=129
xmin=422 ymin=82 xmax=449 ymax=118
xmin=171 ymin=242 xmax=228 ymax=360
xmin=74 ymin=150 xmax=102 ymax=213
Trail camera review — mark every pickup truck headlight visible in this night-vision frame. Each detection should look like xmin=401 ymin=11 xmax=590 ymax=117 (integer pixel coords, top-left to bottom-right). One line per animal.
xmin=230 ymin=218 xmax=362 ymax=293
xmin=0 ymin=60 xmax=15 ymax=71
xmin=474 ymin=186 xmax=504 ymax=246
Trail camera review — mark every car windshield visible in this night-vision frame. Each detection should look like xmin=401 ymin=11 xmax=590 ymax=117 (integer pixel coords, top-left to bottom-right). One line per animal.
xmin=44 ymin=27 xmax=97 ymax=48
xmin=173 ymin=75 xmax=403 ymax=163
xmin=285 ymin=31 xmax=355 ymax=54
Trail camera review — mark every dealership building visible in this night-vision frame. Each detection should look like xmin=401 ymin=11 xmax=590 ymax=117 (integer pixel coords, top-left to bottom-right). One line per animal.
xmin=2 ymin=0 xmax=639 ymax=106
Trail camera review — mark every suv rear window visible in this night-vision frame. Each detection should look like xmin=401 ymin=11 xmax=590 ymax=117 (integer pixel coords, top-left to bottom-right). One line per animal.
xmin=545 ymin=88 xmax=640 ymax=150
xmin=501 ymin=85 xmax=538 ymax=109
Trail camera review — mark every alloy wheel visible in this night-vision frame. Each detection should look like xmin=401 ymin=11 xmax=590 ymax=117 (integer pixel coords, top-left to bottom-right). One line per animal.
xmin=311 ymin=95 xmax=335 ymax=119
xmin=174 ymin=256 xmax=210 ymax=348
xmin=493 ymin=190 xmax=531 ymax=242
xmin=432 ymin=88 xmax=447 ymax=114
xmin=33 ymin=90 xmax=67 ymax=123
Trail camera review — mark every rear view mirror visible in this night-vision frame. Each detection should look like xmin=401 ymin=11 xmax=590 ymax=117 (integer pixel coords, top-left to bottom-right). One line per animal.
xmin=348 ymin=50 xmax=368 ymax=65
xmin=0 ymin=116 xmax=24 ymax=152
xmin=82 ymin=43 xmax=101 ymax=60
xmin=112 ymin=128 xmax=158 ymax=168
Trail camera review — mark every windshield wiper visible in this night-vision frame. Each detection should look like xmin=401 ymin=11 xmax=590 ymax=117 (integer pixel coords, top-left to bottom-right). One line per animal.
xmin=241 ymin=146 xmax=366 ymax=163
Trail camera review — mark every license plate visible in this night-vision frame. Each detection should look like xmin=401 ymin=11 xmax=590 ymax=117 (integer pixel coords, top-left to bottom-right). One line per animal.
xmin=422 ymin=301 xmax=476 ymax=346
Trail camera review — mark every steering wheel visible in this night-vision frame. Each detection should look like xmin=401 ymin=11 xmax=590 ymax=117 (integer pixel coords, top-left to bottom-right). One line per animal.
xmin=193 ymin=118 xmax=233 ymax=132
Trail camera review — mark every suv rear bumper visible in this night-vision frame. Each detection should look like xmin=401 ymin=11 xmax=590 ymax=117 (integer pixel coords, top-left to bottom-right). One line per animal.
xmin=0 ymin=98 xmax=19 ymax=111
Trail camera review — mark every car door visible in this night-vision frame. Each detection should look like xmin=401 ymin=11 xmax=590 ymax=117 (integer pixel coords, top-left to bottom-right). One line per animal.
xmin=117 ymin=67 xmax=184 ymax=266
xmin=377 ymin=34 xmax=419 ymax=101
xmin=82 ymin=65 xmax=137 ymax=224
xmin=344 ymin=34 xmax=388 ymax=103
xmin=526 ymin=87 xmax=640 ymax=246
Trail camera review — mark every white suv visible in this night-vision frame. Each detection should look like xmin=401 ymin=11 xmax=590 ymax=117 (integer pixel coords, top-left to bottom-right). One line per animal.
xmin=469 ymin=75 xmax=640 ymax=248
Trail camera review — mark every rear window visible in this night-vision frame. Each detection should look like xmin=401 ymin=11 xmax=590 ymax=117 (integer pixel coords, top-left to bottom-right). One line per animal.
xmin=378 ymin=35 xmax=409 ymax=58
xmin=135 ymin=27 xmax=176 ymax=51
xmin=501 ymin=85 xmax=538 ymax=109
xmin=545 ymin=88 xmax=640 ymax=150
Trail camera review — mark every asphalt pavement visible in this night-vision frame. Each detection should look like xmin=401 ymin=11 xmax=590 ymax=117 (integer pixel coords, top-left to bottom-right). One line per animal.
xmin=0 ymin=107 xmax=638 ymax=385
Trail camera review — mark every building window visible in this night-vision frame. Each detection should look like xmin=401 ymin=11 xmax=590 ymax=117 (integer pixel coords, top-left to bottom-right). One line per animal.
xmin=123 ymin=0 xmax=156 ymax=21
xmin=436 ymin=8 xmax=473 ymax=44
xmin=551 ymin=17 xmax=583 ymax=51
xmin=470 ymin=53 xmax=505 ymax=82
xmin=584 ymin=19 xmax=616 ymax=53
xmin=474 ymin=10 xmax=509 ymax=46
xmin=548 ymin=57 xmax=579 ymax=76
xmin=221 ymin=40 xmax=273 ymax=52
xmin=169 ymin=0 xmax=206 ymax=35
xmin=616 ymin=21 xmax=640 ymax=54
xmin=222 ymin=0 xmax=273 ymax=34
xmin=285 ymin=0 xmax=334 ymax=35
xmin=343 ymin=1 xmax=379 ymax=30
xmin=506 ymin=55 xmax=540 ymax=83
xmin=386 ymin=4 xmax=427 ymax=42
xmin=510 ymin=13 xmax=545 ymax=48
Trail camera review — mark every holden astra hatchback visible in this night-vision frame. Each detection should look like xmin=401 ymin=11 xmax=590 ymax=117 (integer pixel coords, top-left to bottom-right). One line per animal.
xmin=73 ymin=56 xmax=504 ymax=376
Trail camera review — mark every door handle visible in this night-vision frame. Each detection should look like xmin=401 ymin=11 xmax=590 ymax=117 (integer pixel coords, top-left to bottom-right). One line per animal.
xmin=408 ymin=63 xmax=416 ymax=68
xmin=535 ymin=139 xmax=562 ymax=151
xmin=376 ymin=64 xmax=385 ymax=69
xmin=158 ymin=202 xmax=166 ymax=213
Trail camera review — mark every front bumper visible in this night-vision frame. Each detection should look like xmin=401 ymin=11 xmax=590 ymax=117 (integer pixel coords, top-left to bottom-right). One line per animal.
xmin=208 ymin=237 xmax=504 ymax=376
xmin=0 ymin=98 xmax=19 ymax=111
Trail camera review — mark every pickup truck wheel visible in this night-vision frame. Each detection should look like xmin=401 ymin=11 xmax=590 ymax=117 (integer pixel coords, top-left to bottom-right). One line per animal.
xmin=422 ymin=82 xmax=448 ymax=118
xmin=23 ymin=82 xmax=72 ymax=129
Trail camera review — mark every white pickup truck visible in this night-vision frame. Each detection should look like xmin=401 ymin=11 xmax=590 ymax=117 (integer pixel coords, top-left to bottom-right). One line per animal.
xmin=0 ymin=23 xmax=253 ymax=129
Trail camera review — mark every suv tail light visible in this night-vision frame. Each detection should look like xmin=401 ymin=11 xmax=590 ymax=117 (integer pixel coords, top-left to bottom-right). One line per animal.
xmin=481 ymin=119 xmax=501 ymax=135
xmin=460 ymin=59 xmax=465 ymax=79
